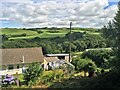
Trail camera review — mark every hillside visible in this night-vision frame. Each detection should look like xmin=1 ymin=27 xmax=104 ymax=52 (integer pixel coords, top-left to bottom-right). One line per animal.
xmin=0 ymin=28 xmax=100 ymax=40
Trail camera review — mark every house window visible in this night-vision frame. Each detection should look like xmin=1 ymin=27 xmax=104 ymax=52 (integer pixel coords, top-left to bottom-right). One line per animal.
xmin=8 ymin=65 xmax=14 ymax=70
xmin=51 ymin=62 xmax=54 ymax=65
xmin=19 ymin=64 xmax=23 ymax=68
xmin=58 ymin=56 xmax=65 ymax=60
xmin=17 ymin=64 xmax=19 ymax=69
xmin=2 ymin=65 xmax=6 ymax=70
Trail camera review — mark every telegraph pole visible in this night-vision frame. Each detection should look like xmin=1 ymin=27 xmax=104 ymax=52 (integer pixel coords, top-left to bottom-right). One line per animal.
xmin=69 ymin=22 xmax=72 ymax=62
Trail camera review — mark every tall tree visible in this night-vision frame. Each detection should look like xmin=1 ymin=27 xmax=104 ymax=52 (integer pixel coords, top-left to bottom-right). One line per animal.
xmin=102 ymin=2 xmax=120 ymax=71
xmin=113 ymin=1 xmax=120 ymax=71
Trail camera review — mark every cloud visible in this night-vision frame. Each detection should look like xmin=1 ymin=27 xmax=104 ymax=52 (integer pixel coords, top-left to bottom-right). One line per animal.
xmin=1 ymin=0 xmax=118 ymax=28
xmin=1 ymin=0 xmax=33 ymax=3
xmin=108 ymin=0 xmax=119 ymax=2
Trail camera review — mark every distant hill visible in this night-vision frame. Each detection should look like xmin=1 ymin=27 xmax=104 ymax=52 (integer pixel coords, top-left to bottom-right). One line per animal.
xmin=0 ymin=28 xmax=100 ymax=40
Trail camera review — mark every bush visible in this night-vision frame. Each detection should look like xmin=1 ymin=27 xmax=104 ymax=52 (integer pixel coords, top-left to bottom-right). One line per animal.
xmin=37 ymin=30 xmax=43 ymax=34
xmin=39 ymin=69 xmax=64 ymax=84
xmin=47 ymin=30 xmax=60 ymax=33
xmin=40 ymin=71 xmax=55 ymax=84
xmin=54 ymin=69 xmax=64 ymax=79
xmin=1 ymin=34 xmax=9 ymax=41
xmin=23 ymin=62 xmax=43 ymax=87
xmin=10 ymin=33 xmax=27 ymax=37
xmin=71 ymin=57 xmax=97 ymax=72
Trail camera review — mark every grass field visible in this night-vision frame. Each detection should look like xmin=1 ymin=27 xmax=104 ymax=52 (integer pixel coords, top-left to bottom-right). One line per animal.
xmin=9 ymin=32 xmax=66 ymax=40
xmin=0 ymin=28 xmax=100 ymax=40
xmin=0 ymin=28 xmax=38 ymax=35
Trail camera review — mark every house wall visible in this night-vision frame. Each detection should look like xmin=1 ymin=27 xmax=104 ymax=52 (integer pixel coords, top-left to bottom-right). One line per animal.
xmin=43 ymin=59 xmax=48 ymax=70
xmin=48 ymin=62 xmax=59 ymax=69
xmin=65 ymin=56 xmax=69 ymax=62
xmin=65 ymin=56 xmax=72 ymax=62
xmin=1 ymin=67 xmax=22 ymax=75
xmin=43 ymin=59 xmax=60 ymax=70
xmin=1 ymin=63 xmax=30 ymax=75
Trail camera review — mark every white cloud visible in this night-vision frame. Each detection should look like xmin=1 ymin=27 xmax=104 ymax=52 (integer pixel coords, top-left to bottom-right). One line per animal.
xmin=108 ymin=0 xmax=119 ymax=2
xmin=1 ymin=0 xmax=118 ymax=28
xmin=0 ymin=18 xmax=10 ymax=21
xmin=1 ymin=0 xmax=33 ymax=3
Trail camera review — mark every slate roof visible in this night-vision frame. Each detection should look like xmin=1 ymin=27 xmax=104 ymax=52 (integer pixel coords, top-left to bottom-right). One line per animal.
xmin=1 ymin=47 xmax=44 ymax=65
xmin=44 ymin=57 xmax=58 ymax=62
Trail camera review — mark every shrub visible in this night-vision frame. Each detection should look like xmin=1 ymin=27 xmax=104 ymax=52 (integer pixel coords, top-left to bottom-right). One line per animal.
xmin=37 ymin=30 xmax=43 ymax=34
xmin=47 ymin=30 xmax=60 ymax=33
xmin=10 ymin=33 xmax=27 ymax=37
xmin=40 ymin=70 xmax=55 ymax=84
xmin=39 ymin=69 xmax=64 ymax=84
xmin=21 ymin=33 xmax=27 ymax=36
xmin=23 ymin=62 xmax=43 ymax=87
xmin=72 ymin=57 xmax=97 ymax=72
xmin=1 ymin=34 xmax=9 ymax=41
xmin=54 ymin=69 xmax=64 ymax=79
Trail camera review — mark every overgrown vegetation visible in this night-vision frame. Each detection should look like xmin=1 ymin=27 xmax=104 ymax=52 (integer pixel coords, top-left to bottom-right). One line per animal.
xmin=23 ymin=62 xmax=43 ymax=87
xmin=81 ymin=49 xmax=114 ymax=68
xmin=101 ymin=1 xmax=120 ymax=72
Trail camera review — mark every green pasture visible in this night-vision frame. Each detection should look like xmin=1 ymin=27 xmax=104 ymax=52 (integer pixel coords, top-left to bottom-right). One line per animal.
xmin=9 ymin=32 xmax=66 ymax=40
xmin=0 ymin=28 xmax=38 ymax=35
xmin=0 ymin=28 xmax=100 ymax=40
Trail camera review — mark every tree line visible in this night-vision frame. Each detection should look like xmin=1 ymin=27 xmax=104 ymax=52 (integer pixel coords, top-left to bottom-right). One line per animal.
xmin=1 ymin=32 xmax=108 ymax=54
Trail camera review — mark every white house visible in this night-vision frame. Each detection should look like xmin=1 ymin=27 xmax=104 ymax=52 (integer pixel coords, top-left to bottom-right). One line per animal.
xmin=0 ymin=47 xmax=44 ymax=75
xmin=44 ymin=57 xmax=59 ymax=70
xmin=0 ymin=48 xmax=74 ymax=75
xmin=46 ymin=54 xmax=72 ymax=62
xmin=44 ymin=54 xmax=74 ymax=70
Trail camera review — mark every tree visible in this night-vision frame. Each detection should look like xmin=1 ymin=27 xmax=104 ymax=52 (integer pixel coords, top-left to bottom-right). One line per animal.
xmin=73 ymin=40 xmax=87 ymax=51
xmin=101 ymin=22 xmax=116 ymax=47
xmin=71 ymin=57 xmax=97 ymax=72
xmin=23 ymin=62 xmax=43 ymax=87
xmin=57 ymin=44 xmax=63 ymax=53
xmin=1 ymin=34 xmax=9 ymax=42
xmin=113 ymin=2 xmax=120 ymax=71
xmin=37 ymin=30 xmax=43 ymax=34
xmin=39 ymin=42 xmax=53 ymax=54
xmin=101 ymin=2 xmax=120 ymax=71
xmin=2 ymin=40 xmax=38 ymax=48
xmin=81 ymin=34 xmax=106 ymax=49
xmin=62 ymin=41 xmax=76 ymax=52
xmin=81 ymin=49 xmax=113 ymax=68
xmin=62 ymin=41 xmax=70 ymax=53
xmin=65 ymin=32 xmax=83 ymax=41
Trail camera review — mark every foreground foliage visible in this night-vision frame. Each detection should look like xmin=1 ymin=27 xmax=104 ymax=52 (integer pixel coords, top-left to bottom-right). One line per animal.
xmin=49 ymin=70 xmax=120 ymax=89
xmin=72 ymin=58 xmax=96 ymax=71
xmin=23 ymin=62 xmax=43 ymax=87
xmin=81 ymin=49 xmax=114 ymax=68
xmin=102 ymin=1 xmax=120 ymax=72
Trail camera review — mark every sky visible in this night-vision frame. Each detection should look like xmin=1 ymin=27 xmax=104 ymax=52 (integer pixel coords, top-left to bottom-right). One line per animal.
xmin=0 ymin=0 xmax=119 ymax=28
